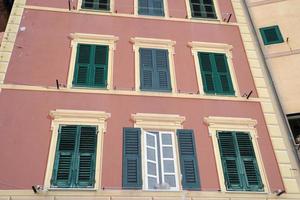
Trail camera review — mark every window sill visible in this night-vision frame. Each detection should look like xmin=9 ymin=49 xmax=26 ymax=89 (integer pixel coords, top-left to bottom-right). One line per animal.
xmin=190 ymin=17 xmax=220 ymax=22
xmin=47 ymin=188 xmax=97 ymax=191
xmin=78 ymin=8 xmax=112 ymax=14
xmin=223 ymin=190 xmax=267 ymax=194
xmin=72 ymin=86 xmax=108 ymax=90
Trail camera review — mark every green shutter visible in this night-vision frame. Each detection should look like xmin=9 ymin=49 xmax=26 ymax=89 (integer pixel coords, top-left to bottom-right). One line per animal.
xmin=73 ymin=44 xmax=108 ymax=88
xmin=138 ymin=0 xmax=164 ymax=16
xmin=259 ymin=25 xmax=284 ymax=45
xmin=76 ymin=126 xmax=97 ymax=187
xmin=51 ymin=125 xmax=77 ymax=188
xmin=140 ymin=48 xmax=171 ymax=92
xmin=198 ymin=52 xmax=234 ymax=95
xmin=177 ymin=129 xmax=200 ymax=190
xmin=190 ymin=0 xmax=217 ymax=19
xmin=217 ymin=132 xmax=243 ymax=190
xmin=236 ymin=132 xmax=263 ymax=191
xmin=218 ymin=132 xmax=263 ymax=191
xmin=82 ymin=0 xmax=110 ymax=10
xmin=122 ymin=128 xmax=142 ymax=189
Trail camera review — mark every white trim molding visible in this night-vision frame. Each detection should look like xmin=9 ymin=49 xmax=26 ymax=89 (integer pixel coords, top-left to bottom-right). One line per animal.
xmin=44 ymin=109 xmax=111 ymax=190
xmin=132 ymin=113 xmax=185 ymax=130
xmin=189 ymin=41 xmax=240 ymax=96
xmin=67 ymin=33 xmax=119 ymax=90
xmin=131 ymin=37 xmax=177 ymax=93
xmin=205 ymin=116 xmax=269 ymax=193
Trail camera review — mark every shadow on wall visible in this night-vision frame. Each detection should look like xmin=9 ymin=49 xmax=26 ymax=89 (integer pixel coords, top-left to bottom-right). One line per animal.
xmin=0 ymin=0 xmax=14 ymax=32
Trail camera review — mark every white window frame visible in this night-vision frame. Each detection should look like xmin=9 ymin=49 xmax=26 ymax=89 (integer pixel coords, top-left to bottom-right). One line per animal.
xmin=204 ymin=116 xmax=269 ymax=193
xmin=185 ymin=0 xmax=221 ymax=20
xmin=132 ymin=113 xmax=185 ymax=190
xmin=67 ymin=33 xmax=119 ymax=90
xmin=134 ymin=0 xmax=169 ymax=18
xmin=189 ymin=41 xmax=240 ymax=96
xmin=44 ymin=109 xmax=111 ymax=190
xmin=131 ymin=37 xmax=177 ymax=93
xmin=77 ymin=0 xmax=115 ymax=12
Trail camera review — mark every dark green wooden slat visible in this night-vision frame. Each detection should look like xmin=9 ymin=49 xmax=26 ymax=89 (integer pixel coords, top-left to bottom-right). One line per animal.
xmin=177 ymin=129 xmax=200 ymax=190
xmin=140 ymin=48 xmax=154 ymax=90
xmin=155 ymin=49 xmax=171 ymax=91
xmin=122 ymin=128 xmax=142 ymax=189
xmin=76 ymin=126 xmax=97 ymax=187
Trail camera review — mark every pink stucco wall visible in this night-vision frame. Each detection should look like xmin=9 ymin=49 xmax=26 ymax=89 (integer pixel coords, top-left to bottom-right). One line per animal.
xmin=5 ymin=9 xmax=256 ymax=96
xmin=0 ymin=90 xmax=283 ymax=190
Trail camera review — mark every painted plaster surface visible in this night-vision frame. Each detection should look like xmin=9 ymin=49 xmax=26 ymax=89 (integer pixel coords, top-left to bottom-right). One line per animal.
xmin=0 ymin=90 xmax=283 ymax=190
xmin=4 ymin=9 xmax=256 ymax=96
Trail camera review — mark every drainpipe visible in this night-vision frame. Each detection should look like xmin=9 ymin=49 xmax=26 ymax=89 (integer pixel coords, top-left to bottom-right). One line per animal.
xmin=241 ymin=0 xmax=300 ymax=164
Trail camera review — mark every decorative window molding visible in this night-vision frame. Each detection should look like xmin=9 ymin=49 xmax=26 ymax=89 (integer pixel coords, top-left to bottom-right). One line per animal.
xmin=77 ymin=0 xmax=115 ymax=12
xmin=44 ymin=109 xmax=111 ymax=190
xmin=132 ymin=113 xmax=185 ymax=130
xmin=205 ymin=116 xmax=269 ymax=193
xmin=67 ymin=33 xmax=119 ymax=90
xmin=131 ymin=37 xmax=177 ymax=93
xmin=189 ymin=41 xmax=240 ymax=96
xmin=185 ymin=0 xmax=221 ymax=20
xmin=134 ymin=0 xmax=169 ymax=18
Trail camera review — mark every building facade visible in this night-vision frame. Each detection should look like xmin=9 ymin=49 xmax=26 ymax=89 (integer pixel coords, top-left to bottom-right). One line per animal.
xmin=0 ymin=0 xmax=299 ymax=199
xmin=246 ymin=0 xmax=300 ymax=154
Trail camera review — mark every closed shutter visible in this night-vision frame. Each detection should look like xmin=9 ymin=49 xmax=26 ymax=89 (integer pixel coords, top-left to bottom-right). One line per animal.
xmin=140 ymin=48 xmax=154 ymax=90
xmin=138 ymin=0 xmax=164 ymax=16
xmin=76 ymin=126 xmax=97 ymax=187
xmin=73 ymin=44 xmax=108 ymax=88
xmin=82 ymin=0 xmax=110 ymax=10
xmin=51 ymin=125 xmax=77 ymax=188
xmin=122 ymin=128 xmax=142 ymax=189
xmin=177 ymin=129 xmax=200 ymax=190
xmin=217 ymin=132 xmax=243 ymax=190
xmin=236 ymin=132 xmax=263 ymax=191
xmin=155 ymin=49 xmax=171 ymax=91
xmin=199 ymin=52 xmax=215 ymax=93
xmin=213 ymin=54 xmax=234 ymax=95
xmin=190 ymin=0 xmax=216 ymax=19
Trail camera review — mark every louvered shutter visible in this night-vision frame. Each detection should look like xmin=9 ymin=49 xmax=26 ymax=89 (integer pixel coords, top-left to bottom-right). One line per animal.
xmin=140 ymin=48 xmax=154 ymax=90
xmin=74 ymin=44 xmax=91 ymax=86
xmin=177 ymin=129 xmax=200 ymax=190
xmin=199 ymin=52 xmax=215 ymax=93
xmin=76 ymin=126 xmax=97 ymax=187
xmin=236 ymin=132 xmax=263 ymax=191
xmin=154 ymin=49 xmax=171 ymax=91
xmin=122 ymin=128 xmax=142 ymax=189
xmin=217 ymin=132 xmax=243 ymax=190
xmin=138 ymin=0 xmax=149 ymax=15
xmin=213 ymin=54 xmax=234 ymax=95
xmin=93 ymin=45 xmax=108 ymax=87
xmin=152 ymin=0 xmax=164 ymax=16
xmin=51 ymin=125 xmax=77 ymax=187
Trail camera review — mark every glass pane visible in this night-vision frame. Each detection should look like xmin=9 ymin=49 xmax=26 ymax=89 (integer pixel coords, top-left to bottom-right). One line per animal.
xmin=146 ymin=134 xmax=155 ymax=147
xmin=148 ymin=177 xmax=158 ymax=189
xmin=147 ymin=162 xmax=157 ymax=176
xmin=147 ymin=148 xmax=156 ymax=161
xmin=161 ymin=134 xmax=172 ymax=145
xmin=164 ymin=175 xmax=176 ymax=187
xmin=162 ymin=147 xmax=173 ymax=158
xmin=163 ymin=160 xmax=175 ymax=173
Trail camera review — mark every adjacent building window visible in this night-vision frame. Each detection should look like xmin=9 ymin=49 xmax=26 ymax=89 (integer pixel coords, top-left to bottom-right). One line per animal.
xmin=81 ymin=0 xmax=110 ymax=10
xmin=73 ymin=44 xmax=109 ymax=88
xmin=139 ymin=48 xmax=171 ymax=92
xmin=189 ymin=0 xmax=217 ymax=19
xmin=217 ymin=131 xmax=263 ymax=191
xmin=259 ymin=25 xmax=284 ymax=45
xmin=122 ymin=128 xmax=200 ymax=190
xmin=287 ymin=114 xmax=300 ymax=144
xmin=198 ymin=52 xmax=234 ymax=95
xmin=51 ymin=125 xmax=97 ymax=188
xmin=138 ymin=0 xmax=165 ymax=16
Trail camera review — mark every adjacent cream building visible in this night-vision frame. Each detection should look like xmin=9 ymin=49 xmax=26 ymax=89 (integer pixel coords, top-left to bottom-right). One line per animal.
xmin=246 ymin=0 xmax=300 ymax=146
